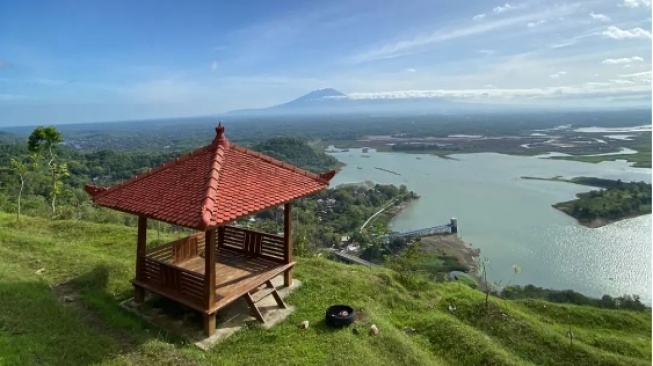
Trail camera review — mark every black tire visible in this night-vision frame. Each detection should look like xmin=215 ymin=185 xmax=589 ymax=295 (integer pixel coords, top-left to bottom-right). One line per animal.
xmin=325 ymin=305 xmax=355 ymax=327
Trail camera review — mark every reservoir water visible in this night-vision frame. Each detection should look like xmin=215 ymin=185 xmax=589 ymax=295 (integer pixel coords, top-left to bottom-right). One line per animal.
xmin=329 ymin=149 xmax=652 ymax=303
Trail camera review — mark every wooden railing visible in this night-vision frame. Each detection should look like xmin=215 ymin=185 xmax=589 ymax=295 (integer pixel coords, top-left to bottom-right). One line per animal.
xmin=146 ymin=232 xmax=205 ymax=264
xmin=221 ymin=226 xmax=286 ymax=262
xmin=142 ymin=256 xmax=205 ymax=305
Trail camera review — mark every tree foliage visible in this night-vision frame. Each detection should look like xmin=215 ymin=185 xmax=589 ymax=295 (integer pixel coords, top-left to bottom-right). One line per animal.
xmin=554 ymin=180 xmax=651 ymax=223
xmin=27 ymin=126 xmax=68 ymax=218
xmin=252 ymin=137 xmax=340 ymax=173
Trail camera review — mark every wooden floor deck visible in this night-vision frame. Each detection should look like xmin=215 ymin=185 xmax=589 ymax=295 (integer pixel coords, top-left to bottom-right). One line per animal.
xmin=178 ymin=250 xmax=293 ymax=312
xmin=135 ymin=248 xmax=294 ymax=314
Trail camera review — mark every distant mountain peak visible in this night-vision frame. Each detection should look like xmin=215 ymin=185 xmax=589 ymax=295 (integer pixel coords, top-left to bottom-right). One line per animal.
xmin=293 ymin=88 xmax=347 ymax=102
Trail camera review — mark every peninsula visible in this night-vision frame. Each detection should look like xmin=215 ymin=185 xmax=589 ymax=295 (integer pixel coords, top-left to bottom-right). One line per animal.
xmin=522 ymin=176 xmax=652 ymax=228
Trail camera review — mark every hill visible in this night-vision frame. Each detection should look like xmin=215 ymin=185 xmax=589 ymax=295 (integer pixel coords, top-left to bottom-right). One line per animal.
xmin=252 ymin=137 xmax=341 ymax=173
xmin=0 ymin=213 xmax=650 ymax=366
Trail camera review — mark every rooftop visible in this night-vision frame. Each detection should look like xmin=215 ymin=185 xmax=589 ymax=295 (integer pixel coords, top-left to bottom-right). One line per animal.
xmin=85 ymin=124 xmax=336 ymax=230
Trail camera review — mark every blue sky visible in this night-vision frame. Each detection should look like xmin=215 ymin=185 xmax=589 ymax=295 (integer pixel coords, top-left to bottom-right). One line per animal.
xmin=0 ymin=0 xmax=651 ymax=125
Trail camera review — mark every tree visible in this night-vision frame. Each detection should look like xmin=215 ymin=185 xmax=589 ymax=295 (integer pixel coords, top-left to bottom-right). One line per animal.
xmin=476 ymin=256 xmax=494 ymax=311
xmin=9 ymin=155 xmax=38 ymax=221
xmin=27 ymin=126 xmax=68 ymax=218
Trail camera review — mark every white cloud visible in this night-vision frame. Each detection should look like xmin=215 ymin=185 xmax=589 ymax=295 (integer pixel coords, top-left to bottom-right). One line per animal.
xmin=603 ymin=26 xmax=652 ymax=39
xmin=211 ymin=61 xmax=218 ymax=71
xmin=620 ymin=70 xmax=652 ymax=81
xmin=550 ymin=71 xmax=567 ymax=79
xmin=493 ymin=3 xmax=518 ymax=14
xmin=345 ymin=80 xmax=650 ymax=100
xmin=527 ymin=20 xmax=546 ymax=28
xmin=348 ymin=4 xmax=576 ymax=63
xmin=621 ymin=0 xmax=651 ymax=8
xmin=478 ymin=49 xmax=496 ymax=55
xmin=405 ymin=68 xmax=417 ymax=73
xmin=473 ymin=13 xmax=486 ymax=21
xmin=602 ymin=56 xmax=644 ymax=64
xmin=589 ymin=12 xmax=611 ymax=22
xmin=609 ymin=79 xmax=635 ymax=84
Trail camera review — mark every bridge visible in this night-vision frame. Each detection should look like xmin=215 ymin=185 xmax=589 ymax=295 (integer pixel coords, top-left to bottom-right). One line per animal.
xmin=390 ymin=223 xmax=453 ymax=238
xmin=332 ymin=218 xmax=459 ymax=268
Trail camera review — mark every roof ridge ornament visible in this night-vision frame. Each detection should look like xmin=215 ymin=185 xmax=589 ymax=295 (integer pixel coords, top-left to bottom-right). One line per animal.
xmin=214 ymin=122 xmax=226 ymax=144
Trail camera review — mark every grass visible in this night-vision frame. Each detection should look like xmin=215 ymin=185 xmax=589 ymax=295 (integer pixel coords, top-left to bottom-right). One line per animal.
xmin=0 ymin=212 xmax=650 ymax=365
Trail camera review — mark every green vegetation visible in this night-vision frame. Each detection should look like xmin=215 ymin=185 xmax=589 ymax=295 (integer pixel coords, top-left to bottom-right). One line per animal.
xmin=252 ymin=137 xmax=341 ymax=173
xmin=249 ymin=183 xmax=417 ymax=251
xmin=549 ymin=133 xmax=652 ymax=168
xmin=0 ymin=131 xmax=341 ymax=226
xmin=0 ymin=212 xmax=650 ymax=366
xmin=502 ymin=284 xmax=647 ymax=311
xmin=552 ymin=179 xmax=651 ymax=227
xmin=551 ymin=152 xmax=651 ymax=168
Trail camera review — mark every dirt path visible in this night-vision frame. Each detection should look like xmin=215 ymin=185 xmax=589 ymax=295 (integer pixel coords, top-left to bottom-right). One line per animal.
xmin=359 ymin=199 xmax=398 ymax=233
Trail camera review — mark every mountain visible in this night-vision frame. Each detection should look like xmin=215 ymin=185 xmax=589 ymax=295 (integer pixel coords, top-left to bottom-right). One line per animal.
xmin=226 ymin=88 xmax=465 ymax=116
xmin=285 ymin=88 xmax=346 ymax=103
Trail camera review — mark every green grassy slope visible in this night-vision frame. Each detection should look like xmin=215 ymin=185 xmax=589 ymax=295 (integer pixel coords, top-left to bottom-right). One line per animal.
xmin=0 ymin=213 xmax=650 ymax=366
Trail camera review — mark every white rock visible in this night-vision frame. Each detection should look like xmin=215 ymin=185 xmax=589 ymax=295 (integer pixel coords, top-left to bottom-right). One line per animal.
xmin=299 ymin=320 xmax=309 ymax=329
xmin=35 ymin=268 xmax=45 ymax=275
xmin=369 ymin=324 xmax=379 ymax=335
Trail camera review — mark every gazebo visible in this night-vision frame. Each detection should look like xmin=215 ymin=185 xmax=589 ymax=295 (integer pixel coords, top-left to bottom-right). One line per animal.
xmin=84 ymin=124 xmax=336 ymax=336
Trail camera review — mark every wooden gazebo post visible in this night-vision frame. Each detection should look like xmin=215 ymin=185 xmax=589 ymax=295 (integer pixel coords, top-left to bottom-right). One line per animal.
xmin=204 ymin=227 xmax=217 ymax=335
xmin=135 ymin=215 xmax=147 ymax=303
xmin=283 ymin=202 xmax=292 ymax=286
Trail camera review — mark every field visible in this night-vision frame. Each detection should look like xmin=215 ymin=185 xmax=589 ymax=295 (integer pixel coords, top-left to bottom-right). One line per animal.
xmin=0 ymin=213 xmax=650 ymax=366
xmin=549 ymin=133 xmax=652 ymax=168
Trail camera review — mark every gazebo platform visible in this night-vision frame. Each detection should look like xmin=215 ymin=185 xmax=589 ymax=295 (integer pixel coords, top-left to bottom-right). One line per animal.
xmin=133 ymin=226 xmax=293 ymax=322
xmin=122 ymin=275 xmax=301 ymax=351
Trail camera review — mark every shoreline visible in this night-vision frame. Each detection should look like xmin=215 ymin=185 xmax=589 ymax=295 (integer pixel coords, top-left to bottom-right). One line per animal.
xmin=419 ymin=234 xmax=480 ymax=273
xmin=521 ymin=176 xmax=652 ymax=228
xmin=385 ymin=197 xmax=479 ymax=274
xmin=554 ymin=209 xmax=648 ymax=228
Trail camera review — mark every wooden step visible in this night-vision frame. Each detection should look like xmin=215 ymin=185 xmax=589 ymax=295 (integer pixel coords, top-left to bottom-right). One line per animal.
xmin=250 ymin=287 xmax=277 ymax=303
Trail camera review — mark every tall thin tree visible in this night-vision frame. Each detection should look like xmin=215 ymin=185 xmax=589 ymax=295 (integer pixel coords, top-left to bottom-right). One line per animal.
xmin=27 ymin=126 xmax=68 ymax=218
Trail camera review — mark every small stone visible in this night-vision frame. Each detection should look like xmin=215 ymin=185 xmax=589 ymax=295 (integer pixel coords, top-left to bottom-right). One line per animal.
xmin=35 ymin=268 xmax=45 ymax=275
xmin=63 ymin=295 xmax=75 ymax=302
xmin=448 ymin=305 xmax=456 ymax=313
xmin=369 ymin=324 xmax=379 ymax=335
xmin=299 ymin=320 xmax=309 ymax=329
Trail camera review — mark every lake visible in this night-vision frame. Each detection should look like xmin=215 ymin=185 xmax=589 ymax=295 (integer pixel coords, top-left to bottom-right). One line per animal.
xmin=329 ymin=149 xmax=652 ymax=303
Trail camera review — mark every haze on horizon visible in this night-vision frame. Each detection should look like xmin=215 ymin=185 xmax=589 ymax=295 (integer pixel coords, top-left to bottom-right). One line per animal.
xmin=0 ymin=0 xmax=651 ymax=126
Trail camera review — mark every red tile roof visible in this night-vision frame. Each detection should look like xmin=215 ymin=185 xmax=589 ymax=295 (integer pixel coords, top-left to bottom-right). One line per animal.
xmin=84 ymin=124 xmax=336 ymax=230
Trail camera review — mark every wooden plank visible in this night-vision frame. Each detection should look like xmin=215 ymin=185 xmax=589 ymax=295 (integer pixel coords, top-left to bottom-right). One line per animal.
xmin=204 ymin=228 xmax=217 ymax=309
xmin=204 ymin=313 xmax=216 ymax=337
xmin=244 ymin=293 xmax=265 ymax=323
xmin=250 ymin=287 xmax=276 ymax=303
xmin=266 ymin=280 xmax=287 ymax=309
xmin=140 ymin=239 xmax=296 ymax=316
xmin=135 ymin=216 xmax=147 ymax=303
xmin=210 ymin=261 xmax=295 ymax=313
xmin=284 ymin=203 xmax=293 ymax=286
xmin=132 ymin=279 xmax=205 ymax=312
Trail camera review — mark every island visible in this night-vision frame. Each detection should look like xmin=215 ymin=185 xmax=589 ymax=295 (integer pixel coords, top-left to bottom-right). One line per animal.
xmin=522 ymin=176 xmax=652 ymax=228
